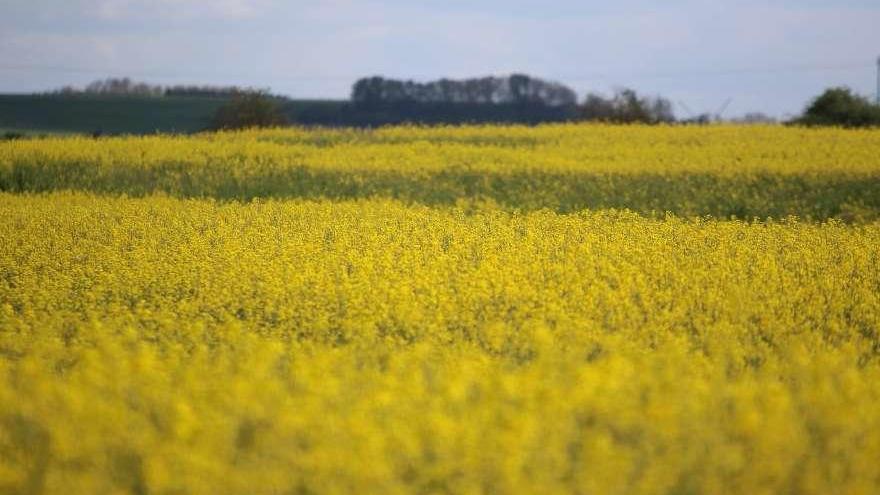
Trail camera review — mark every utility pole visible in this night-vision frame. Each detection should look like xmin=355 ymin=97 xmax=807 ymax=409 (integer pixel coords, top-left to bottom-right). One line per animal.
xmin=876 ymin=56 xmax=880 ymax=105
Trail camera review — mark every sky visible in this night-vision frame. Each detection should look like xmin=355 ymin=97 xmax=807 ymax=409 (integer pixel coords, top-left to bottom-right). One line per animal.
xmin=1 ymin=0 xmax=879 ymax=118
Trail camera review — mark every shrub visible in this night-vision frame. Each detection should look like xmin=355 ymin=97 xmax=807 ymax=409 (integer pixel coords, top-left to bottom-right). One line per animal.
xmin=209 ymin=91 xmax=287 ymax=131
xmin=794 ymin=87 xmax=880 ymax=128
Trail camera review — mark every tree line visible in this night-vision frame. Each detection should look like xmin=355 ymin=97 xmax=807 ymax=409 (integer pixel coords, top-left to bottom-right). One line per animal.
xmin=290 ymin=74 xmax=676 ymax=127
xmin=47 ymin=77 xmax=264 ymax=98
xmin=38 ymin=76 xmax=880 ymax=130
xmin=45 ymin=75 xmax=676 ymax=127
xmin=351 ymin=74 xmax=577 ymax=106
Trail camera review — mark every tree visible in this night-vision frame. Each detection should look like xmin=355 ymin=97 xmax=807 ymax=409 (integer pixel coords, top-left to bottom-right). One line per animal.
xmin=209 ymin=91 xmax=287 ymax=131
xmin=579 ymin=88 xmax=675 ymax=124
xmin=45 ymin=78 xmax=252 ymax=98
xmin=46 ymin=77 xmax=163 ymax=96
xmin=349 ymin=74 xmax=577 ymax=107
xmin=794 ymin=87 xmax=880 ymax=128
xmin=83 ymin=77 xmax=164 ymax=96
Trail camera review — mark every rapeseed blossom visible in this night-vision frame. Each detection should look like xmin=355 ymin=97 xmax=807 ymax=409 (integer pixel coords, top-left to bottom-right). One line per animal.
xmin=0 ymin=124 xmax=879 ymax=494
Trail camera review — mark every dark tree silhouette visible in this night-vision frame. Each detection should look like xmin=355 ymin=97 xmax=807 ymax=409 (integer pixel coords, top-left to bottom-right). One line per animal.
xmin=210 ymin=91 xmax=287 ymax=130
xmin=46 ymin=78 xmax=259 ymax=98
xmin=344 ymin=74 xmax=579 ymax=126
xmin=580 ymin=88 xmax=675 ymax=124
xmin=794 ymin=87 xmax=880 ymax=128
xmin=351 ymin=74 xmax=577 ymax=107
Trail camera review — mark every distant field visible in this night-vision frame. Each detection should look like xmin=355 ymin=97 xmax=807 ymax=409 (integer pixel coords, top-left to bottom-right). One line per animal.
xmin=3 ymin=124 xmax=879 ymax=220
xmin=0 ymin=95 xmax=346 ymax=135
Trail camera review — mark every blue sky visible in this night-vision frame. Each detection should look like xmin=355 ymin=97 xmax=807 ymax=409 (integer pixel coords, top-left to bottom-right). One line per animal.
xmin=1 ymin=0 xmax=878 ymax=117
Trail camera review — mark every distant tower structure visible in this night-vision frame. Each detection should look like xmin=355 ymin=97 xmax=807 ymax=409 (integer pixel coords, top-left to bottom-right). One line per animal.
xmin=876 ymin=56 xmax=880 ymax=105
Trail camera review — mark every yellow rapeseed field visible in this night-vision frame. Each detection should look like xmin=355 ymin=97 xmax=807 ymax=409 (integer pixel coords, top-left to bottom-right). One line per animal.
xmin=2 ymin=124 xmax=879 ymax=220
xmin=1 ymin=125 xmax=879 ymax=494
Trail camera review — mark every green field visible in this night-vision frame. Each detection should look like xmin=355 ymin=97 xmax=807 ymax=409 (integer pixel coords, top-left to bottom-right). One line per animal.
xmin=0 ymin=95 xmax=346 ymax=135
